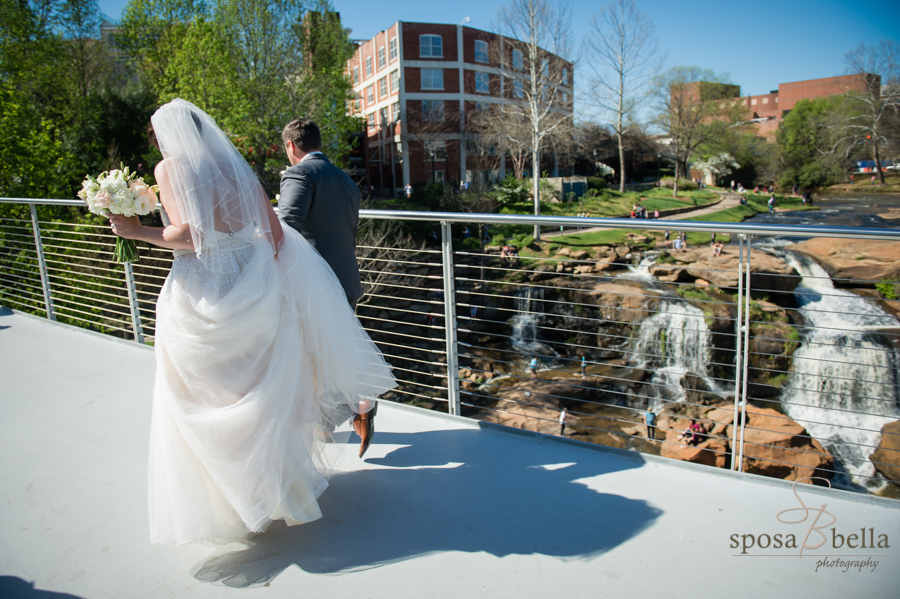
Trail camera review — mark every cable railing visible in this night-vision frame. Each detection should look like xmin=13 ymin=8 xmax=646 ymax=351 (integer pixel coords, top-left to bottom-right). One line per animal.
xmin=2 ymin=197 xmax=899 ymax=498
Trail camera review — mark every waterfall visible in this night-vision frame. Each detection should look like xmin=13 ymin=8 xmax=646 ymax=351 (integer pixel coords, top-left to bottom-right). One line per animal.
xmin=620 ymin=252 xmax=658 ymax=282
xmin=511 ymin=287 xmax=554 ymax=355
xmin=779 ymin=251 xmax=900 ymax=490
xmin=632 ymin=300 xmax=721 ymax=406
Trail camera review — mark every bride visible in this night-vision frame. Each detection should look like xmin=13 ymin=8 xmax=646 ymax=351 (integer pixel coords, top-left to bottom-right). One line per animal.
xmin=109 ymin=99 xmax=396 ymax=545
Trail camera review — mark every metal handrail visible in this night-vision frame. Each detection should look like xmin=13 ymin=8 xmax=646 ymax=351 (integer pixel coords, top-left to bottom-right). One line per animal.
xmin=3 ymin=197 xmax=900 ymax=497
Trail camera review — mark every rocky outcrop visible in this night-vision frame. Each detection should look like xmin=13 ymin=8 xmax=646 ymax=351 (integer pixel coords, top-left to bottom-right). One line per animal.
xmin=787 ymin=239 xmax=900 ymax=283
xmin=650 ymin=246 xmax=799 ymax=292
xmin=548 ymin=278 xmax=656 ymax=323
xmin=870 ymin=420 xmax=900 ymax=485
xmin=657 ymin=402 xmax=833 ymax=482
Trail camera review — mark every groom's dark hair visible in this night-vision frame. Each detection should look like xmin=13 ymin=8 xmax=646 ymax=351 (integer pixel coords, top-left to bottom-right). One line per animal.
xmin=283 ymin=118 xmax=321 ymax=153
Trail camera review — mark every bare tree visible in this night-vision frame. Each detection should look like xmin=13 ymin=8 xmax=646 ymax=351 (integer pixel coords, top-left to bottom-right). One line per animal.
xmin=356 ymin=202 xmax=426 ymax=308
xmin=493 ymin=0 xmax=575 ymax=240
xmin=652 ymin=66 xmax=745 ymax=197
xmin=839 ymin=40 xmax=900 ymax=184
xmin=583 ymin=0 xmax=661 ymax=192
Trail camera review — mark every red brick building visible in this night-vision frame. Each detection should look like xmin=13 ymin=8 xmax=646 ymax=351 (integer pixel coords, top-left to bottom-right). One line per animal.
xmin=348 ymin=22 xmax=574 ymax=189
xmin=743 ymin=74 xmax=877 ymax=138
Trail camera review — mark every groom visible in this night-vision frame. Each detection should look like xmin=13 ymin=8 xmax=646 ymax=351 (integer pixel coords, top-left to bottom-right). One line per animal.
xmin=279 ymin=118 xmax=376 ymax=457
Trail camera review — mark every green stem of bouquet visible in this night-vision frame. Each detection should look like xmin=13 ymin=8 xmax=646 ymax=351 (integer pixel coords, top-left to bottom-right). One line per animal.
xmin=114 ymin=237 xmax=140 ymax=263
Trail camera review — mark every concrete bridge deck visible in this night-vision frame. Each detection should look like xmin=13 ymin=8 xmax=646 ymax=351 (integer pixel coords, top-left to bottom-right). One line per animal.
xmin=1 ymin=308 xmax=898 ymax=598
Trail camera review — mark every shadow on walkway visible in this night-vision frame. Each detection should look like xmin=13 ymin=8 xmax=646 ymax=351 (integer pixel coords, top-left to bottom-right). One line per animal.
xmin=194 ymin=427 xmax=662 ymax=587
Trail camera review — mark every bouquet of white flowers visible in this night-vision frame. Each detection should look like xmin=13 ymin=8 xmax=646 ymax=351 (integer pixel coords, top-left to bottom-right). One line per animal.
xmin=78 ymin=166 xmax=158 ymax=263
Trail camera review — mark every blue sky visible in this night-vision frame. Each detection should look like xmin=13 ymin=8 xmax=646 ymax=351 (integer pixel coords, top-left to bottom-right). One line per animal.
xmin=98 ymin=0 xmax=899 ymax=109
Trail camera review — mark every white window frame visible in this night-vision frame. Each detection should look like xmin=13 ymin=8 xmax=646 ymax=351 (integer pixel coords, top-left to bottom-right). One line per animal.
xmin=379 ymin=77 xmax=387 ymax=98
xmin=378 ymin=46 xmax=386 ymax=69
xmin=474 ymin=40 xmax=488 ymax=63
xmin=421 ymin=100 xmax=444 ymax=122
xmin=475 ymin=71 xmax=489 ymax=94
xmin=365 ymin=56 xmax=372 ymax=77
xmin=420 ymin=34 xmax=443 ymax=58
xmin=389 ymin=37 xmax=398 ymax=62
xmin=390 ymin=70 xmax=400 ymax=93
xmin=366 ymin=86 xmax=374 ymax=104
xmin=512 ymin=49 xmax=523 ymax=70
xmin=392 ymin=101 xmax=400 ymax=121
xmin=367 ymin=113 xmax=376 ymax=129
xmin=421 ymin=68 xmax=444 ymax=90
xmin=380 ymin=106 xmax=389 ymax=124
xmin=353 ymin=66 xmax=359 ymax=84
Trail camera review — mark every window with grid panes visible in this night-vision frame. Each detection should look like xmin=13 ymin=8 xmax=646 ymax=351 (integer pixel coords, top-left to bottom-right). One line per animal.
xmin=421 ymin=68 xmax=443 ymax=90
xmin=420 ymin=34 xmax=442 ymax=57
xmin=390 ymin=70 xmax=399 ymax=92
xmin=365 ymin=56 xmax=372 ymax=77
xmin=378 ymin=47 xmax=385 ymax=69
xmin=379 ymin=77 xmax=387 ymax=98
xmin=475 ymin=40 xmax=488 ymax=63
xmin=389 ymin=37 xmax=398 ymax=61
xmin=421 ymin=100 xmax=443 ymax=121
xmin=475 ymin=72 xmax=489 ymax=93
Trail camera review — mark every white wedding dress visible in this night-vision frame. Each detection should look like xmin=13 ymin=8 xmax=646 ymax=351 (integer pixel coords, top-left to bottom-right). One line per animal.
xmin=145 ymin=99 xmax=395 ymax=545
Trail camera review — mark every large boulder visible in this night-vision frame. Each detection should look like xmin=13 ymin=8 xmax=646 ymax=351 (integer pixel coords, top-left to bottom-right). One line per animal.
xmin=656 ymin=401 xmax=832 ymax=482
xmin=870 ymin=420 xmax=900 ymax=485
xmin=787 ymin=239 xmax=900 ymax=283
xmin=739 ymin=407 xmax=833 ymax=482
xmin=652 ymin=246 xmax=798 ymax=292
xmin=549 ymin=278 xmax=655 ymax=323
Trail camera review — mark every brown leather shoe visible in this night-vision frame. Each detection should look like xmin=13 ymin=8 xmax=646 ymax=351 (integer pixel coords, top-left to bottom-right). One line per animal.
xmin=353 ymin=403 xmax=377 ymax=458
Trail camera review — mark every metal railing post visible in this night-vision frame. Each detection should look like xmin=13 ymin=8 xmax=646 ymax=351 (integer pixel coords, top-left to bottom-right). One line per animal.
xmin=29 ymin=204 xmax=56 ymax=321
xmin=736 ymin=236 xmax=753 ymax=472
xmin=440 ymin=221 xmax=461 ymax=416
xmin=123 ymin=262 xmax=144 ymax=344
xmin=730 ymin=234 xmax=744 ymax=470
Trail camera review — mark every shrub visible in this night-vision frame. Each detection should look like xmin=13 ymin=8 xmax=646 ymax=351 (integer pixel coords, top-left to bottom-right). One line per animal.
xmin=587 ymin=176 xmax=607 ymax=191
xmin=496 ymin=175 xmax=529 ymax=206
xmin=461 ymin=237 xmax=481 ymax=250
xmin=512 ymin=233 xmax=534 ymax=248
xmin=659 ymin=177 xmax=698 ymax=191
xmin=491 ymin=233 xmax=507 ymax=246
xmin=876 ymin=278 xmax=900 ymax=300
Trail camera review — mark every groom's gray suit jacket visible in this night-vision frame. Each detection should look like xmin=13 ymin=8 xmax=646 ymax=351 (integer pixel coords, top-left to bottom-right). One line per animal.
xmin=278 ymin=153 xmax=363 ymax=300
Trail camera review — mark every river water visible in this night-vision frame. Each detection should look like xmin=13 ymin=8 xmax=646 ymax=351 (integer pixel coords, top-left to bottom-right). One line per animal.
xmin=744 ymin=193 xmax=900 ymax=229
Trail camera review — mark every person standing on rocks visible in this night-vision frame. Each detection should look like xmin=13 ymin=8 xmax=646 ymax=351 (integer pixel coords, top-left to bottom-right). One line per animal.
xmin=530 ymin=357 xmax=538 ymax=381
xmin=559 ymin=408 xmax=568 ymax=436
xmin=645 ymin=409 xmax=657 ymax=439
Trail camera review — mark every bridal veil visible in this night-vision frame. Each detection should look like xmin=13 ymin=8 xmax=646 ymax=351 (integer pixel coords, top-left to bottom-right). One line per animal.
xmin=147 ymin=99 xmax=395 ymax=545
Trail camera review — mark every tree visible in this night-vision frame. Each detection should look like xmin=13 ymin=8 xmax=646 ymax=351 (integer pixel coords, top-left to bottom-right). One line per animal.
xmin=693 ymin=153 xmax=739 ymax=186
xmin=117 ymin=0 xmax=209 ymax=95
xmin=159 ymin=0 xmax=360 ymax=195
xmin=839 ymin=40 xmax=900 ymax=184
xmin=493 ymin=0 xmax=575 ymax=240
xmin=652 ymin=66 xmax=744 ymax=197
xmin=583 ymin=0 xmax=661 ymax=192
xmin=776 ymin=96 xmax=849 ymax=189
